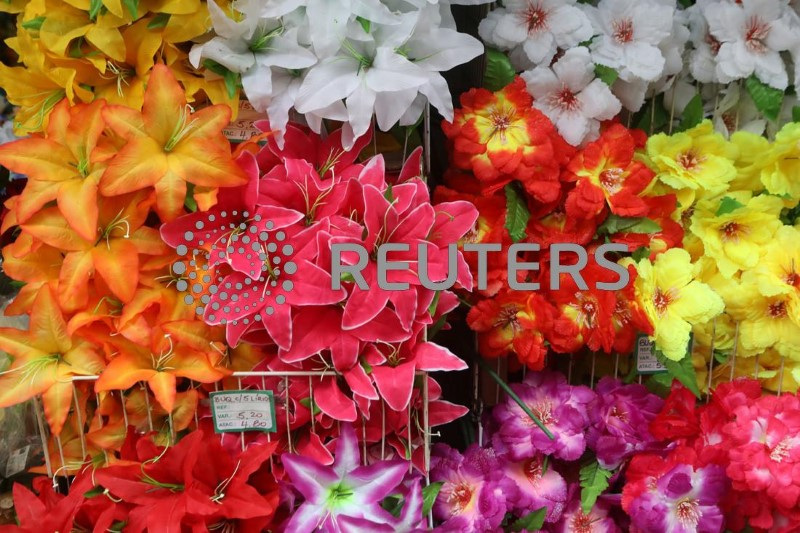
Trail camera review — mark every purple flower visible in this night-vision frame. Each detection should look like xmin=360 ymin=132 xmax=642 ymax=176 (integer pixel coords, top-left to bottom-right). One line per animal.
xmin=552 ymin=490 xmax=622 ymax=533
xmin=501 ymin=454 xmax=567 ymax=523
xmin=627 ymin=463 xmax=727 ymax=533
xmin=430 ymin=443 xmax=518 ymax=532
xmin=281 ymin=425 xmax=413 ymax=532
xmin=491 ymin=371 xmax=595 ymax=461
xmin=586 ymin=377 xmax=664 ymax=469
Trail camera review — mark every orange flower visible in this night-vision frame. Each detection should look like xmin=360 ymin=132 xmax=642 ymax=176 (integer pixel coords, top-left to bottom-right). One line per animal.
xmin=100 ymin=63 xmax=247 ymax=221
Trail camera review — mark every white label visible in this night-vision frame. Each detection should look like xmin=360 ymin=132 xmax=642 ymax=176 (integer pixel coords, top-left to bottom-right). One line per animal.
xmin=5 ymin=445 xmax=29 ymax=477
xmin=223 ymin=100 xmax=264 ymax=143
xmin=210 ymin=391 xmax=276 ymax=433
xmin=636 ymin=335 xmax=667 ymax=374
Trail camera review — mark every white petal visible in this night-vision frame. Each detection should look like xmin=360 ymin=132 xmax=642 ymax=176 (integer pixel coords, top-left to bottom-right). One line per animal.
xmin=374 ymin=88 xmax=418 ymax=130
xmin=352 ymin=0 xmax=401 ymax=25
xmin=208 ymin=0 xmax=249 ymax=39
xmin=521 ymin=66 xmax=560 ymax=100
xmin=556 ymin=111 xmax=592 ymax=147
xmin=715 ymin=41 xmax=754 ymax=81
xmin=549 ymin=5 xmax=594 ymax=48
xmin=552 ymin=47 xmax=594 ymax=92
xmin=705 ymin=3 xmax=745 ymax=43
xmin=306 ymin=0 xmax=350 ymax=56
xmin=577 ymin=79 xmax=622 ymax=121
xmin=294 ymin=58 xmax=361 ymax=113
xmin=418 ymin=73 xmax=453 ymax=120
xmin=612 ymin=77 xmax=649 ymax=112
xmin=522 ymin=32 xmax=557 ymax=65
xmin=345 ymin=82 xmax=377 ymax=143
xmin=399 ymin=94 xmax=426 ymax=126
xmin=259 ymin=0 xmax=305 ymax=18
xmin=241 ymin=67 xmax=273 ymax=112
xmin=407 ymin=28 xmax=483 ymax=72
xmin=256 ymin=30 xmax=318 ymax=69
xmin=190 ymin=38 xmax=254 ymax=72
xmin=620 ymin=42 xmax=665 ymax=82
xmin=590 ymin=38 xmax=625 ymax=71
xmin=366 ymin=48 xmax=427 ymax=92
xmin=493 ymin=11 xmax=529 ymax=45
xmin=753 ymin=51 xmax=789 ymax=90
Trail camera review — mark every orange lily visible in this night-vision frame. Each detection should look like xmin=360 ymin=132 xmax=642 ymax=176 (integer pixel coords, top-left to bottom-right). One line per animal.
xmin=1 ymin=233 xmax=63 ymax=315
xmin=95 ymin=332 xmax=226 ymax=413
xmin=0 ymin=99 xmax=107 ymax=240
xmin=20 ymin=191 xmax=170 ymax=311
xmin=100 ymin=63 xmax=247 ymax=221
xmin=0 ymin=288 xmax=105 ymax=435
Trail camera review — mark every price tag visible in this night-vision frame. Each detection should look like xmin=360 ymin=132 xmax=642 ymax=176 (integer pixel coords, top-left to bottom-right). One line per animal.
xmin=636 ymin=335 xmax=667 ymax=374
xmin=223 ymin=100 xmax=264 ymax=143
xmin=4 ymin=445 xmax=30 ymax=477
xmin=210 ymin=390 xmax=277 ymax=433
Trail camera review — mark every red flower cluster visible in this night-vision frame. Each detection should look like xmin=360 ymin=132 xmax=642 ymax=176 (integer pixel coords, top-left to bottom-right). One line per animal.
xmin=438 ymin=80 xmax=672 ymax=369
xmin=651 ymin=380 xmax=800 ymax=532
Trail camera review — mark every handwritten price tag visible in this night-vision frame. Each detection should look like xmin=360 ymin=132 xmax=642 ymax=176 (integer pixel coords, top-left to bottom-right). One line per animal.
xmin=636 ymin=335 xmax=668 ymax=374
xmin=210 ymin=390 xmax=277 ymax=433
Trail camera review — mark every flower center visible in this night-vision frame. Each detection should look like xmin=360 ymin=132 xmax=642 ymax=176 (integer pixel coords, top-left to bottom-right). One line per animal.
xmin=326 ymin=482 xmax=354 ymax=508
xmin=523 ymin=457 xmax=543 ymax=485
xmin=612 ymin=18 xmax=634 ymax=43
xmin=677 ymin=151 xmax=703 ymax=170
xmin=495 ymin=305 xmax=520 ymax=329
xmin=653 ymin=288 xmax=673 ymax=316
xmin=550 ymin=86 xmax=581 ymax=112
xmin=675 ymin=497 xmax=701 ymax=527
xmin=571 ymin=293 xmax=598 ymax=330
xmin=784 ymin=269 xmax=799 ymax=288
xmin=770 ymin=437 xmax=793 ymax=463
xmin=448 ymin=483 xmax=474 ymax=513
xmin=705 ymin=32 xmax=722 ymax=55
xmin=530 ymin=402 xmax=554 ymax=426
xmin=521 ymin=3 xmax=548 ymax=33
xmin=487 ymin=106 xmax=517 ymax=144
xmin=610 ymin=404 xmax=628 ymax=422
xmin=744 ymin=16 xmax=770 ymax=54
xmin=719 ymin=221 xmax=746 ymax=242
xmin=767 ymin=300 xmax=788 ymax=318
xmin=571 ymin=511 xmax=594 ymax=533
xmin=613 ymin=299 xmax=632 ymax=327
xmin=599 ymin=168 xmax=625 ymax=194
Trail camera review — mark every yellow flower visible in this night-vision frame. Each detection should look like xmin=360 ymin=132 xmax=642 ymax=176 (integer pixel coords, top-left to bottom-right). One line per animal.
xmin=645 ymin=120 xmax=738 ymax=207
xmin=729 ymin=131 xmax=768 ymax=193
xmin=760 ymin=122 xmax=800 ymax=203
xmin=743 ymin=224 xmax=800 ymax=321
xmin=689 ymin=192 xmax=783 ymax=278
xmin=630 ymin=248 xmax=724 ymax=361
xmin=725 ymin=280 xmax=800 ymax=360
xmin=701 ymin=348 xmax=798 ymax=394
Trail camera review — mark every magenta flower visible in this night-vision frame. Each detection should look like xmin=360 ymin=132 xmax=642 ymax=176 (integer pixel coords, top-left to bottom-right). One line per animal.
xmin=430 ymin=443 xmax=518 ymax=532
xmin=502 ymin=455 xmax=568 ymax=523
xmin=625 ymin=463 xmax=727 ymax=533
xmin=587 ymin=377 xmax=664 ymax=469
xmin=552 ymin=493 xmax=622 ymax=533
xmin=281 ymin=425 xmax=411 ymax=532
xmin=491 ymin=371 xmax=595 ymax=461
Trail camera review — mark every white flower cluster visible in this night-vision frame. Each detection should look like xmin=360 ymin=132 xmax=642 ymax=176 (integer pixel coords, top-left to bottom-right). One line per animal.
xmin=480 ymin=0 xmax=800 ymax=146
xmin=190 ymin=0 xmax=490 ymax=147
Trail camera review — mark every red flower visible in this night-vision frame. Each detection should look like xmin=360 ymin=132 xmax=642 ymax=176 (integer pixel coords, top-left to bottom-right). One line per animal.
xmin=650 ymin=381 xmax=700 ymax=441
xmin=563 ymin=124 xmax=654 ymax=220
xmin=612 ymin=194 xmax=684 ymax=258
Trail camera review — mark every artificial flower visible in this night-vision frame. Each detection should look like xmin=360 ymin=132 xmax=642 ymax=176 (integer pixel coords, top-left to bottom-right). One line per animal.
xmin=478 ymin=0 xmax=593 ymax=69
xmin=522 ymin=47 xmax=621 ymax=146
xmin=502 ymin=454 xmax=568 ymax=523
xmin=759 ymin=121 xmax=800 ymax=200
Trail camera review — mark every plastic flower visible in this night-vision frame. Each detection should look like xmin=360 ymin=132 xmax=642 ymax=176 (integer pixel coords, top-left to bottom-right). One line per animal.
xmin=281 ymin=424 xmax=410 ymax=532
xmin=705 ymin=0 xmax=799 ymax=89
xmin=477 ymin=0 xmax=593 ymax=68
xmin=746 ymin=225 xmax=800 ymax=309
xmin=100 ymin=63 xmax=247 ymax=221
xmin=442 ymin=77 xmax=572 ymax=202
xmin=491 ymin=371 xmax=595 ymax=461
xmin=583 ymin=0 xmax=674 ymax=82
xmin=623 ymin=449 xmax=728 ymax=533
xmin=759 ymin=122 xmax=800 ymax=200
xmin=501 ymin=454 xmax=567 ymax=523
xmin=467 ymin=289 xmax=554 ymax=370
xmin=689 ymin=193 xmax=783 ymax=278
xmin=629 ymin=248 xmax=724 ymax=360
xmin=645 ymin=121 xmax=738 ymax=207
xmin=430 ymin=443 xmax=518 ymax=532
xmin=587 ymin=377 xmax=664 ymax=470
xmin=0 ymin=288 xmax=104 ymax=435
xmin=552 ymin=487 xmax=621 ymax=533
xmin=522 ymin=47 xmax=621 ymax=146
xmin=562 ymin=122 xmax=652 ymax=219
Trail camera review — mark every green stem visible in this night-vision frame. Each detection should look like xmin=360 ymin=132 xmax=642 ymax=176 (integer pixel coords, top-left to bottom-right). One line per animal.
xmin=476 ymin=357 xmax=555 ymax=440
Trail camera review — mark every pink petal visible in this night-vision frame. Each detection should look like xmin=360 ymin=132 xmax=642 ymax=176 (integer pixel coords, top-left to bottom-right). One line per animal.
xmin=371 ymin=360 xmax=416 ymax=412
xmin=344 ymin=363 xmax=378 ymax=400
xmin=397 ymin=147 xmax=422 ymax=183
xmin=315 ymin=378 xmax=357 ymax=422
xmin=414 ymin=342 xmax=467 ymax=372
xmin=428 ymin=400 xmax=469 ymax=426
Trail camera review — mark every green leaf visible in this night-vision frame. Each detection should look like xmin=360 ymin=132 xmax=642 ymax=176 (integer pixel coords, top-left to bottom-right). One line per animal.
xmin=484 ymin=48 xmax=516 ymax=92
xmin=88 ymin=0 xmax=103 ymax=20
xmin=792 ymin=105 xmax=800 ymax=123
xmin=298 ymin=397 xmax=321 ymax=416
xmin=184 ymin=183 xmax=197 ymax=212
xmin=579 ymin=460 xmax=613 ymax=514
xmin=745 ymin=75 xmax=784 ymax=121
xmin=381 ymin=494 xmax=404 ymax=517
xmin=654 ymin=337 xmax=701 ymax=399
xmin=122 ymin=0 xmax=138 ymax=18
xmin=21 ymin=16 xmax=45 ymax=30
xmin=504 ymin=183 xmax=530 ymax=243
xmin=83 ymin=486 xmax=105 ymax=498
xmin=632 ymin=246 xmax=651 ymax=262
xmin=422 ymin=482 xmax=444 ymax=516
xmin=510 ymin=507 xmax=547 ymax=532
xmin=202 ymin=59 xmax=239 ymax=99
xmin=714 ymin=350 xmax=729 ymax=364
xmin=715 ymin=196 xmax=745 ymax=216
xmin=384 ymin=184 xmax=395 ymax=203
xmin=677 ymin=93 xmax=704 ymax=132
xmin=598 ymin=215 xmax=661 ymax=235
xmin=110 ymin=522 xmax=127 ymax=533
xmin=678 ymin=0 xmax=693 ymax=6
xmin=645 ymin=372 xmax=674 ymax=397
xmin=147 ymin=13 xmax=171 ymax=29
xmin=356 ymin=16 xmax=371 ymax=34
xmin=594 ymin=64 xmax=618 ymax=86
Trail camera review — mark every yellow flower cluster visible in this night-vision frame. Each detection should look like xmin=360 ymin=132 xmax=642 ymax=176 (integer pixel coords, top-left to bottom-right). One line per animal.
xmin=637 ymin=120 xmax=800 ymax=392
xmin=0 ymin=0 xmax=238 ymax=134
